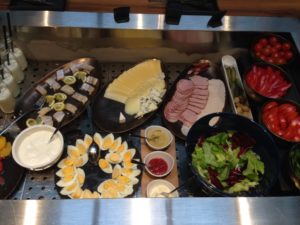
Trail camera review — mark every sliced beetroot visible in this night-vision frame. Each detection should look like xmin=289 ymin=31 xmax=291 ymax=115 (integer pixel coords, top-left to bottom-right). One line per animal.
xmin=208 ymin=167 xmax=223 ymax=189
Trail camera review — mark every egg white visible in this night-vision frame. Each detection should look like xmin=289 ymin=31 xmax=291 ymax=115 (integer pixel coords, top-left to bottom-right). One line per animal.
xmin=120 ymin=185 xmax=134 ymax=197
xmin=56 ymin=166 xmax=76 ymax=178
xmin=97 ymin=179 xmax=117 ymax=193
xmin=73 ymin=153 xmax=88 ymax=167
xmin=121 ymin=168 xmax=141 ymax=178
xmin=57 ymin=157 xmax=74 ymax=169
xmin=76 ymin=139 xmax=88 ymax=155
xmin=76 ymin=168 xmax=85 ymax=187
xmin=101 ymin=133 xmax=114 ymax=150
xmin=116 ymin=141 xmax=128 ymax=154
xmin=67 ymin=145 xmax=81 ymax=159
xmin=56 ymin=173 xmax=78 ymax=187
xmin=84 ymin=134 xmax=93 ymax=148
xmin=105 ymin=152 xmax=123 ymax=164
xmin=112 ymin=164 xmax=122 ymax=179
xmin=123 ymin=148 xmax=136 ymax=162
xmin=93 ymin=132 xmax=103 ymax=149
xmin=98 ymin=159 xmax=113 ymax=173
xmin=109 ymin=137 xmax=122 ymax=152
xmin=60 ymin=181 xmax=80 ymax=196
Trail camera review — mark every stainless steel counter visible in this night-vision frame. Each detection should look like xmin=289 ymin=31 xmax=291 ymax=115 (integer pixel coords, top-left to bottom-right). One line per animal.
xmin=1 ymin=197 xmax=300 ymax=225
xmin=0 ymin=10 xmax=300 ymax=225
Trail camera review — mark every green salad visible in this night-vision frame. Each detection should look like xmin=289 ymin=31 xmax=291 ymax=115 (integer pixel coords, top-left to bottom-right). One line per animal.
xmin=192 ymin=131 xmax=264 ymax=194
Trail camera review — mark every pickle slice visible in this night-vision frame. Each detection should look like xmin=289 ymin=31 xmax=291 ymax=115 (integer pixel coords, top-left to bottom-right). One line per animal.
xmin=54 ymin=93 xmax=67 ymax=102
xmin=63 ymin=76 xmax=77 ymax=85
xmin=26 ymin=118 xmax=37 ymax=127
xmin=74 ymin=71 xmax=87 ymax=82
xmin=52 ymin=102 xmax=65 ymax=111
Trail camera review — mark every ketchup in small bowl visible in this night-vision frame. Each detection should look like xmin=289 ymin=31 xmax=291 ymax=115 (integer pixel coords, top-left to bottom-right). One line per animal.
xmin=144 ymin=151 xmax=174 ymax=178
xmin=148 ymin=158 xmax=168 ymax=176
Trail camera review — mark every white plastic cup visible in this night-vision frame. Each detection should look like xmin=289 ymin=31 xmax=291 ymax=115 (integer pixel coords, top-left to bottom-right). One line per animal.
xmin=1 ymin=72 xmax=20 ymax=97
xmin=9 ymin=48 xmax=28 ymax=71
xmin=4 ymin=59 xmax=24 ymax=83
xmin=0 ymin=83 xmax=16 ymax=113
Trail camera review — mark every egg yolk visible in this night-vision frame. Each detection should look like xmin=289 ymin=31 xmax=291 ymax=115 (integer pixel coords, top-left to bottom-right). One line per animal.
xmin=116 ymin=183 xmax=125 ymax=192
xmin=122 ymin=168 xmax=133 ymax=176
xmin=62 ymin=166 xmax=75 ymax=176
xmin=110 ymin=153 xmax=120 ymax=162
xmin=103 ymin=138 xmax=113 ymax=149
xmin=71 ymin=188 xmax=83 ymax=199
xmin=82 ymin=189 xmax=93 ymax=198
xmin=117 ymin=176 xmax=130 ymax=185
xmin=68 ymin=146 xmax=80 ymax=158
xmin=63 ymin=175 xmax=74 ymax=182
xmin=124 ymin=161 xmax=134 ymax=168
xmin=99 ymin=159 xmax=109 ymax=169
xmin=117 ymin=143 xmax=125 ymax=153
xmin=110 ymin=140 xmax=120 ymax=150
xmin=103 ymin=180 xmax=117 ymax=190
xmin=123 ymin=151 xmax=132 ymax=162
xmin=102 ymin=190 xmax=118 ymax=198
xmin=66 ymin=182 xmax=77 ymax=191
xmin=63 ymin=158 xmax=74 ymax=166
xmin=84 ymin=135 xmax=93 ymax=146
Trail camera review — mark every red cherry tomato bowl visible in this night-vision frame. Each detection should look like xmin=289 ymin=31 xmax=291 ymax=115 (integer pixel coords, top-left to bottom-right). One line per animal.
xmin=243 ymin=62 xmax=292 ymax=102
xmin=260 ymin=99 xmax=300 ymax=145
xmin=251 ymin=34 xmax=296 ymax=66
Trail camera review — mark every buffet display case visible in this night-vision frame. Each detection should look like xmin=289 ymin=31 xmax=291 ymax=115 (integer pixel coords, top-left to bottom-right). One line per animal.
xmin=0 ymin=7 xmax=300 ymax=225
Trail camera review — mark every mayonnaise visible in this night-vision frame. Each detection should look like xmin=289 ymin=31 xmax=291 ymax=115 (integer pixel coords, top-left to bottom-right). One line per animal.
xmin=149 ymin=184 xmax=176 ymax=198
xmin=17 ymin=130 xmax=62 ymax=168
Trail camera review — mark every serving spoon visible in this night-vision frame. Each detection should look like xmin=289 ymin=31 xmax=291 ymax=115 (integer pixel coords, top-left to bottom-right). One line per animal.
xmin=129 ymin=133 xmax=159 ymax=141
xmin=160 ymin=176 xmax=196 ymax=197
xmin=86 ymin=105 xmax=100 ymax=165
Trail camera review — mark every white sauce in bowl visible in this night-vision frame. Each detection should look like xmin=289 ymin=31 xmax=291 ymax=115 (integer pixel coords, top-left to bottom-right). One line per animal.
xmin=148 ymin=183 xmax=178 ymax=198
xmin=13 ymin=125 xmax=64 ymax=169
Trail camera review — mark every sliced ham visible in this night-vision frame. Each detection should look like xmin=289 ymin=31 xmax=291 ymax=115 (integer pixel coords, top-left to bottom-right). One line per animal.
xmin=190 ymin=76 xmax=208 ymax=86
xmin=176 ymin=79 xmax=194 ymax=93
xmin=193 ymin=85 xmax=208 ymax=90
xmin=187 ymin=105 xmax=202 ymax=114
xmin=181 ymin=109 xmax=198 ymax=123
xmin=192 ymin=89 xmax=208 ymax=96
xmin=188 ymin=101 xmax=206 ymax=109
xmin=189 ymin=97 xmax=207 ymax=104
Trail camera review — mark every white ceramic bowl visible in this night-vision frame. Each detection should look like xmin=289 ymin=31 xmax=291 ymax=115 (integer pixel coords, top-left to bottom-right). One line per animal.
xmin=143 ymin=151 xmax=174 ymax=178
xmin=144 ymin=125 xmax=173 ymax=151
xmin=146 ymin=179 xmax=179 ymax=198
xmin=12 ymin=125 xmax=64 ymax=170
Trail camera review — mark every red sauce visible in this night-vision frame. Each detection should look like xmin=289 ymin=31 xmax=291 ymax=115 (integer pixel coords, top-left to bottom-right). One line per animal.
xmin=148 ymin=158 xmax=168 ymax=175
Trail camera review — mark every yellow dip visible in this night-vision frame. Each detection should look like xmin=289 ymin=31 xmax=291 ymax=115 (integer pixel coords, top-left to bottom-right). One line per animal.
xmin=147 ymin=128 xmax=170 ymax=149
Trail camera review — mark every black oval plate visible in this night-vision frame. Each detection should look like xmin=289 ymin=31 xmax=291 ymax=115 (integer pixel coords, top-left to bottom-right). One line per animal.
xmin=162 ymin=60 xmax=230 ymax=140
xmin=92 ymin=61 xmax=168 ymax=133
xmin=0 ymin=134 xmax=25 ymax=199
xmin=55 ymin=132 xmax=142 ymax=199
xmin=15 ymin=58 xmax=101 ymax=130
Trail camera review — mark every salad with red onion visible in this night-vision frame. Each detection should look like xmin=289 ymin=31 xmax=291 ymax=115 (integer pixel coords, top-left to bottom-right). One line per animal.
xmin=192 ymin=131 xmax=264 ymax=194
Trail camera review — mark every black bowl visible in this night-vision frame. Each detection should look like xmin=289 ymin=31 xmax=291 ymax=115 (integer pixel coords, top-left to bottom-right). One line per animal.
xmin=243 ymin=62 xmax=292 ymax=103
xmin=186 ymin=112 xmax=279 ymax=196
xmin=260 ymin=99 xmax=300 ymax=146
xmin=250 ymin=33 xmax=296 ymax=67
xmin=288 ymin=143 xmax=300 ymax=190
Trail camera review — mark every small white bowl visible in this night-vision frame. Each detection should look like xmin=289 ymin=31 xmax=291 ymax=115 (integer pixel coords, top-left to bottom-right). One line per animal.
xmin=12 ymin=125 xmax=64 ymax=170
xmin=144 ymin=151 xmax=174 ymax=178
xmin=144 ymin=125 xmax=173 ymax=151
xmin=147 ymin=179 xmax=179 ymax=198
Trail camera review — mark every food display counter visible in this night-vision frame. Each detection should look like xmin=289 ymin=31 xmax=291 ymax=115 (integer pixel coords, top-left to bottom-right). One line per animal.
xmin=0 ymin=7 xmax=300 ymax=225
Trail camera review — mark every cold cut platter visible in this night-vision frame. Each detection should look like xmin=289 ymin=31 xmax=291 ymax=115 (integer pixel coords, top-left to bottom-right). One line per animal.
xmin=92 ymin=59 xmax=168 ymax=133
xmin=15 ymin=58 xmax=100 ymax=130
xmin=162 ymin=59 xmax=228 ymax=140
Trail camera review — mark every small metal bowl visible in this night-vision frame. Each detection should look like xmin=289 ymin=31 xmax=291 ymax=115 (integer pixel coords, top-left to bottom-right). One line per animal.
xmin=243 ymin=62 xmax=292 ymax=102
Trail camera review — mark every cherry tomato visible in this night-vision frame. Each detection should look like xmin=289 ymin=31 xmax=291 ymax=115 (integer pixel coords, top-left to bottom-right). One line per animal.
xmin=273 ymin=52 xmax=280 ymax=59
xmin=259 ymin=38 xmax=268 ymax=46
xmin=283 ymin=42 xmax=291 ymax=50
xmin=260 ymin=55 xmax=267 ymax=61
xmin=269 ymin=36 xmax=278 ymax=45
xmin=267 ymin=57 xmax=274 ymax=64
xmin=254 ymin=43 xmax=263 ymax=52
xmin=263 ymin=47 xmax=272 ymax=56
xmin=263 ymin=102 xmax=278 ymax=112
xmin=285 ymin=51 xmax=294 ymax=60
xmin=276 ymin=57 xmax=287 ymax=65
xmin=275 ymin=43 xmax=282 ymax=50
